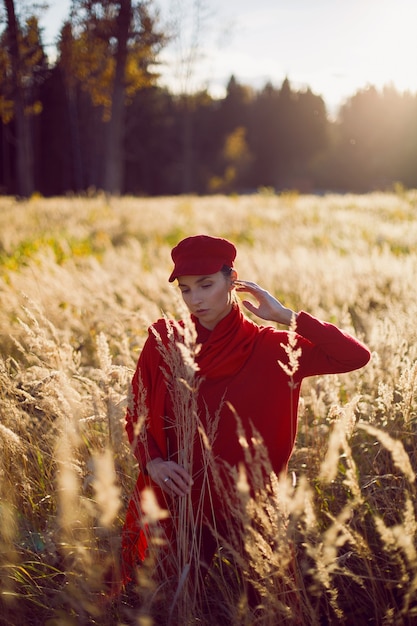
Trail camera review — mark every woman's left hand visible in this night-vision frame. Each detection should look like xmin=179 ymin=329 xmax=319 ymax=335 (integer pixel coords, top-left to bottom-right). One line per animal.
xmin=234 ymin=280 xmax=296 ymax=326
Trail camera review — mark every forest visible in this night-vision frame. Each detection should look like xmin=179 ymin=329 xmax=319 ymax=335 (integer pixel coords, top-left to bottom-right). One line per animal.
xmin=1 ymin=0 xmax=417 ymax=198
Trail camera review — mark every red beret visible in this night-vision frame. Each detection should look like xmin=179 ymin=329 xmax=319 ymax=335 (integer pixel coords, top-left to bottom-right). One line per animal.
xmin=169 ymin=235 xmax=236 ymax=282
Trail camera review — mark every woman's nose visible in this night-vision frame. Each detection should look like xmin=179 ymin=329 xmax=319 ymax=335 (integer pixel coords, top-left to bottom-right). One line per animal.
xmin=190 ymin=290 xmax=202 ymax=305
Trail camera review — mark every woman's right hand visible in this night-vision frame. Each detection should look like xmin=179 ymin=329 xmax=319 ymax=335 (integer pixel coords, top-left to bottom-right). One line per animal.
xmin=234 ymin=280 xmax=296 ymax=326
xmin=146 ymin=457 xmax=193 ymax=497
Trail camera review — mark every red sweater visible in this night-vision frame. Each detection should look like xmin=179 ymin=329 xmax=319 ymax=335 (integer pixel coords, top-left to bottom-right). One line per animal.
xmin=122 ymin=305 xmax=370 ymax=572
xmin=126 ymin=306 xmax=370 ymax=474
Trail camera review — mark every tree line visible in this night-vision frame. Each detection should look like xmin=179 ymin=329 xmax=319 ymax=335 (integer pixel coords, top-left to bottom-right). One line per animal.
xmin=1 ymin=0 xmax=417 ymax=197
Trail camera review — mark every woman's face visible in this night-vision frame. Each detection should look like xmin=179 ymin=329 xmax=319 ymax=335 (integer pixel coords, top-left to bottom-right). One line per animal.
xmin=177 ymin=271 xmax=236 ymax=330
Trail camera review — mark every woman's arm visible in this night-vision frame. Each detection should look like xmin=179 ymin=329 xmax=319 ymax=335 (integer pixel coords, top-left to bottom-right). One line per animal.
xmin=126 ymin=327 xmax=193 ymax=496
xmin=292 ymin=311 xmax=371 ymax=376
xmin=234 ymin=279 xmax=370 ymax=375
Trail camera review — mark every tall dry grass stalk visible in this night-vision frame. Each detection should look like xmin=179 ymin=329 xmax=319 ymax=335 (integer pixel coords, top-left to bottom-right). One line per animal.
xmin=0 ymin=297 xmax=131 ymax=624
xmin=1 ymin=191 xmax=417 ymax=623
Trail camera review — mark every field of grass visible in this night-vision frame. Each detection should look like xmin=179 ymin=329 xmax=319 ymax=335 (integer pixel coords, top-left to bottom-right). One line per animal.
xmin=0 ymin=191 xmax=417 ymax=625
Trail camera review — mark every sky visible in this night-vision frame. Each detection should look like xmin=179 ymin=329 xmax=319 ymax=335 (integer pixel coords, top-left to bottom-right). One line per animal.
xmin=39 ymin=0 xmax=417 ymax=113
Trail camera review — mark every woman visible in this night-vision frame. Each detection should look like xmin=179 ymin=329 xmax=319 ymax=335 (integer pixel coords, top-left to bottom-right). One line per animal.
xmin=121 ymin=234 xmax=371 ymax=587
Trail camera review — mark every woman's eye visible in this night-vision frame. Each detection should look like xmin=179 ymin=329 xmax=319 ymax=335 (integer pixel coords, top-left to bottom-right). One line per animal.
xmin=202 ymin=283 xmax=212 ymax=289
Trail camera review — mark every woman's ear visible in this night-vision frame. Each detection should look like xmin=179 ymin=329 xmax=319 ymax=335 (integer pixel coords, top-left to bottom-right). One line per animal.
xmin=230 ymin=269 xmax=238 ymax=285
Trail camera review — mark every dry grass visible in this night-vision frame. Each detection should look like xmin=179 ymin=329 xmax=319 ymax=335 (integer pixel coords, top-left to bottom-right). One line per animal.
xmin=1 ymin=190 xmax=417 ymax=624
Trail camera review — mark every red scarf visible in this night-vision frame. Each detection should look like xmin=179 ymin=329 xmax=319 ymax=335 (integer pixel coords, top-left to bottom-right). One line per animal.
xmin=193 ymin=303 xmax=259 ymax=379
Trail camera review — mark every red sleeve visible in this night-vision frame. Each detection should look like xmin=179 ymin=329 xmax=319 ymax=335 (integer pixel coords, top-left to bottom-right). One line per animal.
xmin=294 ymin=311 xmax=371 ymax=379
xmin=125 ymin=330 xmax=165 ymax=470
